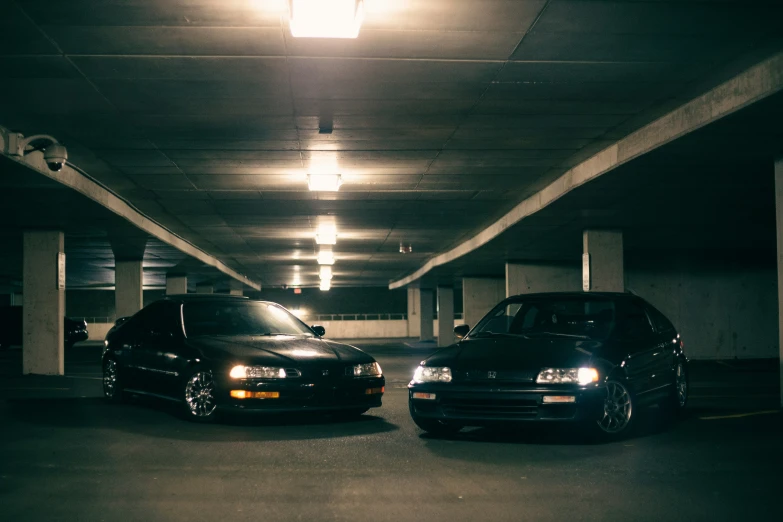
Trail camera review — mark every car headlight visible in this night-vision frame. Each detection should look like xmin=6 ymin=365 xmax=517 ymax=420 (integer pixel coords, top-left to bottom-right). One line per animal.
xmin=349 ymin=362 xmax=382 ymax=377
xmin=536 ymin=367 xmax=599 ymax=385
xmin=413 ymin=366 xmax=452 ymax=383
xmin=230 ymin=365 xmax=287 ymax=379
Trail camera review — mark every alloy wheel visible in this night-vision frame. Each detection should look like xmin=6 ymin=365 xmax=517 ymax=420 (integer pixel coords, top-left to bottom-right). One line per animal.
xmin=675 ymin=363 xmax=688 ymax=407
xmin=103 ymin=359 xmax=118 ymax=398
xmin=184 ymin=371 xmax=217 ymax=418
xmin=598 ymin=381 xmax=633 ymax=434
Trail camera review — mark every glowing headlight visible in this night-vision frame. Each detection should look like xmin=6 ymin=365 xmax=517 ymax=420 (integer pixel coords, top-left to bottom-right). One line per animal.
xmin=536 ymin=367 xmax=599 ymax=385
xmin=349 ymin=362 xmax=382 ymax=377
xmin=230 ymin=365 xmax=287 ymax=379
xmin=413 ymin=366 xmax=452 ymax=383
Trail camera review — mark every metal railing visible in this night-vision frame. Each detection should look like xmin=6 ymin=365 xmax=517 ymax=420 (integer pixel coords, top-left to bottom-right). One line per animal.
xmin=72 ymin=316 xmax=115 ymax=324
xmin=307 ymin=313 xmax=408 ymax=321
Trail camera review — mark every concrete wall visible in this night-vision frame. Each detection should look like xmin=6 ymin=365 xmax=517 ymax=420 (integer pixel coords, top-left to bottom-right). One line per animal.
xmin=86 ymin=323 xmax=113 ymax=341
xmin=462 ymin=278 xmax=505 ymax=329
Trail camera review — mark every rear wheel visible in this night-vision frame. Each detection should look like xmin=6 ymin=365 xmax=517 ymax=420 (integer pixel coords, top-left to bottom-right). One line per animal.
xmin=102 ymin=358 xmax=125 ymax=403
xmin=183 ymin=369 xmax=219 ymax=422
xmin=593 ymin=380 xmax=635 ymax=440
xmin=660 ymin=360 xmax=688 ymax=418
xmin=411 ymin=416 xmax=462 ymax=436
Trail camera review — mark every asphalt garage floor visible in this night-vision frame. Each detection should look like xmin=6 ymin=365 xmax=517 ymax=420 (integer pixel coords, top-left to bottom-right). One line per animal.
xmin=0 ymin=341 xmax=780 ymax=522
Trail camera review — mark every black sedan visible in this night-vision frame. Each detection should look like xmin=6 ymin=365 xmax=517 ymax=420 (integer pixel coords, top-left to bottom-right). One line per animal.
xmin=409 ymin=292 xmax=688 ymax=439
xmin=102 ymin=295 xmax=385 ymax=421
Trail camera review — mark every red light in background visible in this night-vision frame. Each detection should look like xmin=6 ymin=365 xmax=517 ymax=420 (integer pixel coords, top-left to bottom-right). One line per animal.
xmin=294 ymin=288 xmax=302 ymax=294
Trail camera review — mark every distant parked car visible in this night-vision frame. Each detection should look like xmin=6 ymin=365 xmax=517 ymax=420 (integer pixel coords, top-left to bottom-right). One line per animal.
xmin=101 ymin=295 xmax=385 ymax=422
xmin=0 ymin=306 xmax=89 ymax=349
xmin=408 ymin=292 xmax=688 ymax=440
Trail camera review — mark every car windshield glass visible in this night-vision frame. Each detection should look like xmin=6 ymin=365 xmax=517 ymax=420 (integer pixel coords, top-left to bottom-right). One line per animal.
xmin=182 ymin=301 xmax=314 ymax=337
xmin=471 ymin=297 xmax=616 ymax=341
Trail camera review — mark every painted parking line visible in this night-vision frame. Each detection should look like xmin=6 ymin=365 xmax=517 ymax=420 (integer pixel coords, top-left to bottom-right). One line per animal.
xmin=698 ymin=410 xmax=778 ymax=420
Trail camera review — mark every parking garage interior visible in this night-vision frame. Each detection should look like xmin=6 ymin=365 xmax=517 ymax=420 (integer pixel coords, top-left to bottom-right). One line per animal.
xmin=1 ymin=1 xmax=782 ymax=521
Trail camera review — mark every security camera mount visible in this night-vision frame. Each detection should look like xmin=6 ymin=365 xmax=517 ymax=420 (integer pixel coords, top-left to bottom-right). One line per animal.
xmin=0 ymin=126 xmax=63 ymax=158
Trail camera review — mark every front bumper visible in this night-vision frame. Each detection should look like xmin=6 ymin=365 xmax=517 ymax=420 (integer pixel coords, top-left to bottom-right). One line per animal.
xmin=408 ymin=382 xmax=605 ymax=425
xmin=218 ymin=376 xmax=385 ymax=413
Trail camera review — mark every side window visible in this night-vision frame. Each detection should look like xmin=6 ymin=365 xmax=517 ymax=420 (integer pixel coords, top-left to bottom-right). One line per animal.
xmin=615 ymin=300 xmax=654 ymax=339
xmin=135 ymin=301 xmax=179 ymax=335
xmin=647 ymin=305 xmax=675 ymax=334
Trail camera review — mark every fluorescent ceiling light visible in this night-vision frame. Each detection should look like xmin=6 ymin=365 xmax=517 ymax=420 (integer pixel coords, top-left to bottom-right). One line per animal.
xmin=308 ymin=174 xmax=342 ymax=192
xmin=320 ymin=280 xmax=331 ymax=291
xmin=317 ymin=248 xmax=335 ymax=265
xmin=315 ymin=223 xmax=337 ymax=245
xmin=290 ymin=0 xmax=364 ymax=38
xmin=319 ymin=266 xmax=333 ymax=280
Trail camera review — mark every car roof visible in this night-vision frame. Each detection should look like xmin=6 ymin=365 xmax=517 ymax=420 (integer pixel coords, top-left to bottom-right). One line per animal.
xmin=161 ymin=294 xmax=250 ymax=304
xmin=504 ymin=291 xmax=638 ymax=301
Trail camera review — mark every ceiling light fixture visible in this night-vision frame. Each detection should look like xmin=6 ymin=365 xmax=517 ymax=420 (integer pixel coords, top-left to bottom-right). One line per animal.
xmin=315 ymin=223 xmax=337 ymax=245
xmin=290 ymin=0 xmax=364 ymax=39
xmin=319 ymin=266 xmax=333 ymax=281
xmin=317 ymin=247 xmax=335 ymax=265
xmin=308 ymin=173 xmax=342 ymax=192
xmin=319 ymin=280 xmax=331 ymax=291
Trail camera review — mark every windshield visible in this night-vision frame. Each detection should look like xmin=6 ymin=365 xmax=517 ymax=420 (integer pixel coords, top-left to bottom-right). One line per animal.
xmin=470 ymin=297 xmax=616 ymax=341
xmin=182 ymin=301 xmax=314 ymax=337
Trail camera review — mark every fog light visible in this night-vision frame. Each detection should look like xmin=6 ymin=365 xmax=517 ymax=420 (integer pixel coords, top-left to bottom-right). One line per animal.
xmin=542 ymin=395 xmax=576 ymax=404
xmin=365 ymin=386 xmax=384 ymax=395
xmin=231 ymin=390 xmax=280 ymax=399
xmin=412 ymin=392 xmax=436 ymax=400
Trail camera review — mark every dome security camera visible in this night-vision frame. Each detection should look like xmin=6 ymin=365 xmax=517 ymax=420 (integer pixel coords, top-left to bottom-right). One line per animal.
xmin=43 ymin=143 xmax=68 ymax=172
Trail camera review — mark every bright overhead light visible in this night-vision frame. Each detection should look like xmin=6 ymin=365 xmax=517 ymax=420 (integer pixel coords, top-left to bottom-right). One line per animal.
xmin=319 ymin=266 xmax=333 ymax=280
xmin=317 ymin=248 xmax=335 ymax=265
xmin=315 ymin=223 xmax=337 ymax=245
xmin=290 ymin=0 xmax=364 ymax=38
xmin=308 ymin=174 xmax=342 ymax=192
xmin=320 ymin=279 xmax=331 ymax=291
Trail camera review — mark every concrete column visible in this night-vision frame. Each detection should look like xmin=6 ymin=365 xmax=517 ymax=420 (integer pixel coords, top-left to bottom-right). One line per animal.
xmin=229 ymin=280 xmax=243 ymax=296
xmin=196 ymin=283 xmax=213 ymax=294
xmin=462 ymin=278 xmax=505 ymax=329
xmin=23 ymin=231 xmax=65 ymax=375
xmin=407 ymin=287 xmax=420 ymax=338
xmin=506 ymin=262 xmax=581 ymax=297
xmin=115 ymin=260 xmax=143 ymax=318
xmin=774 ymin=158 xmax=783 ymax=408
xmin=437 ymin=287 xmax=455 ymax=347
xmin=420 ymin=289 xmax=434 ymax=340
xmin=583 ymin=230 xmax=624 ymax=292
xmin=166 ymin=274 xmax=187 ymax=295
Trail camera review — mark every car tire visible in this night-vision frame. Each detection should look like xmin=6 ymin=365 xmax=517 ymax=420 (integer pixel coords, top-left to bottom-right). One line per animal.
xmin=660 ymin=359 xmax=688 ymax=418
xmin=102 ymin=358 xmax=125 ymax=403
xmin=411 ymin=415 xmax=462 ymax=436
xmin=182 ymin=368 xmax=220 ymax=423
xmin=592 ymin=379 xmax=636 ymax=441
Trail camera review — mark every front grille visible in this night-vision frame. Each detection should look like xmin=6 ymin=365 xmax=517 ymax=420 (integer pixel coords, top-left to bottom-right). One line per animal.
xmin=461 ymin=370 xmax=536 ymax=383
xmin=441 ymin=397 xmax=538 ymax=419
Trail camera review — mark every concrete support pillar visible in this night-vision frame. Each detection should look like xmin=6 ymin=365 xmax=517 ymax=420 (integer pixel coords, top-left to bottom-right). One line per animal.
xmin=166 ymin=274 xmax=187 ymax=295
xmin=196 ymin=283 xmax=213 ymax=294
xmin=505 ymin=262 xmax=581 ymax=297
xmin=115 ymin=260 xmax=143 ymax=319
xmin=774 ymin=157 xmax=783 ymax=408
xmin=23 ymin=231 xmax=65 ymax=375
xmin=420 ymin=289 xmax=434 ymax=341
xmin=229 ymin=280 xmax=243 ymax=296
xmin=437 ymin=287 xmax=455 ymax=347
xmin=583 ymin=230 xmax=624 ymax=292
xmin=407 ymin=287 xmax=420 ymax=338
xmin=462 ymin=278 xmax=505 ymax=329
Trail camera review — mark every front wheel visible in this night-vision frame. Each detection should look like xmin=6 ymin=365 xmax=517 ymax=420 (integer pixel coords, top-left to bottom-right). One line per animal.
xmin=593 ymin=380 xmax=636 ymax=440
xmin=182 ymin=369 xmax=219 ymax=422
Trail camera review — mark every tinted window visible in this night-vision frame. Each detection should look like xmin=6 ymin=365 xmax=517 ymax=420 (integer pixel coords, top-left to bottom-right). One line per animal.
xmin=132 ymin=301 xmax=179 ymax=335
xmin=615 ymin=300 xmax=654 ymax=339
xmin=646 ymin=304 xmax=675 ymax=334
xmin=471 ymin=297 xmax=616 ymax=340
xmin=182 ymin=301 xmax=313 ymax=337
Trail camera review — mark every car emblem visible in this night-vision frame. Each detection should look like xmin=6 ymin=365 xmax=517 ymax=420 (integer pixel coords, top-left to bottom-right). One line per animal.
xmin=488 ymin=371 xmax=497 ymax=379
xmin=322 ymin=370 xmax=329 ymax=376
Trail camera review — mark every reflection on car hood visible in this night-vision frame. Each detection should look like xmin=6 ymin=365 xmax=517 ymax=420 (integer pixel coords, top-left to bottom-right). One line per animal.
xmin=188 ymin=335 xmax=375 ymax=366
xmin=427 ymin=337 xmax=605 ymax=372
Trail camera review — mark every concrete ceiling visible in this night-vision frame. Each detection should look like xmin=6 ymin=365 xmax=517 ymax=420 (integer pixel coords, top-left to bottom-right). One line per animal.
xmin=1 ymin=0 xmax=782 ymax=288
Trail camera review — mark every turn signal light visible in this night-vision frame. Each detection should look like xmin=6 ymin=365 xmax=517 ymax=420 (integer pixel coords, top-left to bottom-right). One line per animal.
xmin=412 ymin=392 xmax=437 ymax=400
xmin=542 ymin=395 xmax=576 ymax=404
xmin=230 ymin=390 xmax=280 ymax=399
xmin=365 ymin=387 xmax=384 ymax=395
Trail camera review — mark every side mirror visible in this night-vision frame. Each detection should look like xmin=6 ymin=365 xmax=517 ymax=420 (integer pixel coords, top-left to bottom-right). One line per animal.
xmin=311 ymin=325 xmax=326 ymax=337
xmin=454 ymin=324 xmax=470 ymax=340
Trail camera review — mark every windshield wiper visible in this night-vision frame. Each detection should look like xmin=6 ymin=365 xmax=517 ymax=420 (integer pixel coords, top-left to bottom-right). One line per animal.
xmin=523 ymin=331 xmax=590 ymax=339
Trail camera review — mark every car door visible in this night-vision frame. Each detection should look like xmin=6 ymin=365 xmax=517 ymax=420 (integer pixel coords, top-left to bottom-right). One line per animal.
xmin=615 ymin=298 xmax=662 ymax=399
xmin=130 ymin=301 xmax=178 ymax=396
xmin=644 ymin=303 xmax=679 ymax=390
xmin=147 ymin=301 xmax=189 ymax=398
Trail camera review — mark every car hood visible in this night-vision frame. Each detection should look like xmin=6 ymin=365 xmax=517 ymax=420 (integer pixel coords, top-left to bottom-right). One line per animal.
xmin=426 ymin=336 xmax=606 ymax=381
xmin=187 ymin=335 xmax=375 ymax=367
